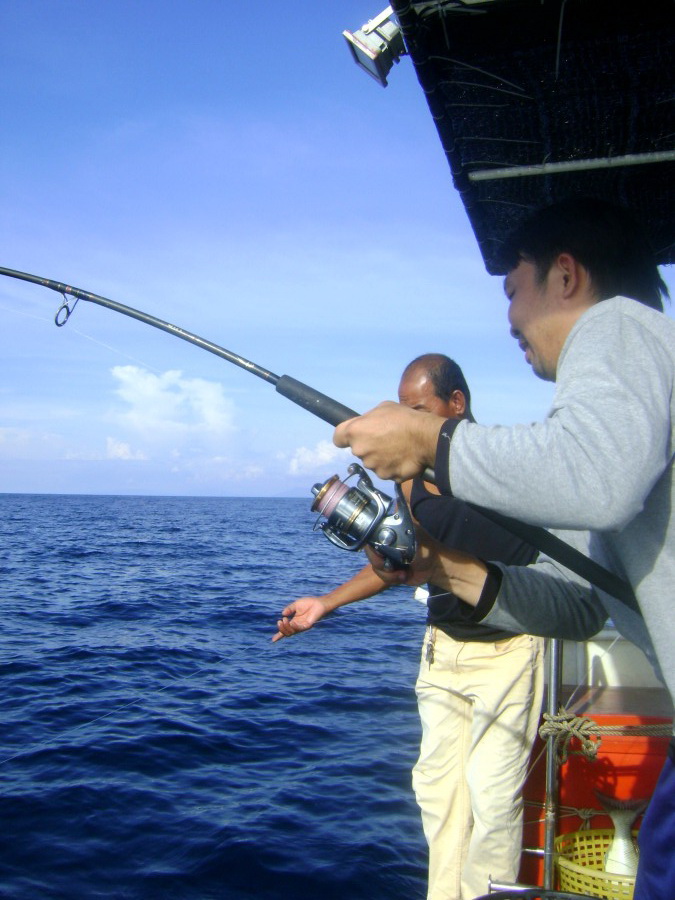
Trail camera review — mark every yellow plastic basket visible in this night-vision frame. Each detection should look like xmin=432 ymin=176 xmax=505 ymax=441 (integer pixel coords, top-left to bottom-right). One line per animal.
xmin=555 ymin=829 xmax=637 ymax=900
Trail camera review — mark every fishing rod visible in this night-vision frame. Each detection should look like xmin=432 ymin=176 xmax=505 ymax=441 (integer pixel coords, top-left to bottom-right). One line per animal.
xmin=0 ymin=266 xmax=415 ymax=569
xmin=0 ymin=266 xmax=359 ymax=427
xmin=0 ymin=265 xmax=637 ymax=602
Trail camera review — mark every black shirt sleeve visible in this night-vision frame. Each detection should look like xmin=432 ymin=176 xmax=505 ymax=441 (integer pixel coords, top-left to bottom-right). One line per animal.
xmin=434 ymin=418 xmax=461 ymax=495
xmin=409 ymin=478 xmax=536 ymax=641
xmin=410 ymin=484 xmax=537 ymax=567
xmin=469 ymin=562 xmax=503 ymax=622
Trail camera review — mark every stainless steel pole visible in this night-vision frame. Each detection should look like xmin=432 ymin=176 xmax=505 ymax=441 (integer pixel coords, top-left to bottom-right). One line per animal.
xmin=543 ymin=639 xmax=563 ymax=889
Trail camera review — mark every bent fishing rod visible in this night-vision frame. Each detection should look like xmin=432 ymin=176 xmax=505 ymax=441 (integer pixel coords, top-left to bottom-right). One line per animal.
xmin=0 ymin=266 xmax=358 ymax=427
xmin=0 ymin=265 xmax=636 ymax=603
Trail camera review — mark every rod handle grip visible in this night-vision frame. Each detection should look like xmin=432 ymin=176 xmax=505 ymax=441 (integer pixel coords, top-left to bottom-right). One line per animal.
xmin=275 ymin=375 xmax=359 ymax=426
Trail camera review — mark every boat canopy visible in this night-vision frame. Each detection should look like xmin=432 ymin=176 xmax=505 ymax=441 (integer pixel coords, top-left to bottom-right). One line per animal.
xmin=389 ymin=0 xmax=675 ymax=274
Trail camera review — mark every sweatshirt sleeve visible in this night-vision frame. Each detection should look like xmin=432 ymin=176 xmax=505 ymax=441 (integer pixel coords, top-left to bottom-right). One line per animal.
xmin=479 ymin=557 xmax=609 ymax=640
xmin=438 ymin=300 xmax=674 ymax=530
xmin=479 ymin=546 xmax=663 ymax=680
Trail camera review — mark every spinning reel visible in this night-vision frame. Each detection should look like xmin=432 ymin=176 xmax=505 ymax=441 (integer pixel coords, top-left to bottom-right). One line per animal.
xmin=311 ymin=463 xmax=416 ymax=569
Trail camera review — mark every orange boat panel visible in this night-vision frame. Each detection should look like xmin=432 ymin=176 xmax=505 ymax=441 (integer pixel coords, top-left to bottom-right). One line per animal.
xmin=519 ymin=687 xmax=672 ymax=885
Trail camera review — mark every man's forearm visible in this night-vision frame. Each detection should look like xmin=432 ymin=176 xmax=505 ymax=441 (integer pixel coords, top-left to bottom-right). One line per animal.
xmin=320 ymin=563 xmax=391 ymax=612
xmin=426 ymin=547 xmax=489 ymax=606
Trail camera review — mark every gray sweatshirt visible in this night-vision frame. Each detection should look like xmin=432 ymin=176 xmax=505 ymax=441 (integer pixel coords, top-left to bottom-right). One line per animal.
xmin=438 ymin=297 xmax=675 ymax=721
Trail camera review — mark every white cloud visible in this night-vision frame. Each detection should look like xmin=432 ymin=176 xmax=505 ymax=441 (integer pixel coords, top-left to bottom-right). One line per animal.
xmin=288 ymin=440 xmax=351 ymax=475
xmin=110 ymin=366 xmax=236 ymax=441
xmin=106 ymin=437 xmax=147 ymax=461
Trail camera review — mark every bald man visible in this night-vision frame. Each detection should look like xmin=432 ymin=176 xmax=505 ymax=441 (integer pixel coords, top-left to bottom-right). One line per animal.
xmin=274 ymin=354 xmax=545 ymax=900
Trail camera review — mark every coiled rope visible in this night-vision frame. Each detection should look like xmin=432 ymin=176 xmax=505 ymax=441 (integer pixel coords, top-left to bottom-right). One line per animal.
xmin=539 ymin=708 xmax=672 ymax=763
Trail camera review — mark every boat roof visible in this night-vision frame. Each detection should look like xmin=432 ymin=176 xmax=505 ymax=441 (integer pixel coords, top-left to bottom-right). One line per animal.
xmin=390 ymin=0 xmax=675 ymax=274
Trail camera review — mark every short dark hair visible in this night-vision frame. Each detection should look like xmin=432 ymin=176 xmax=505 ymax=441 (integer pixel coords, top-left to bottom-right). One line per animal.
xmin=402 ymin=353 xmax=472 ymax=409
xmin=499 ymin=197 xmax=669 ymax=312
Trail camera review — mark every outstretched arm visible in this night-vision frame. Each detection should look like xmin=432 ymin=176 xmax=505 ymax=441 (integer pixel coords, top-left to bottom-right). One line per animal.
xmin=272 ymin=563 xmax=390 ymax=642
xmin=274 ymin=479 xmax=420 ymax=642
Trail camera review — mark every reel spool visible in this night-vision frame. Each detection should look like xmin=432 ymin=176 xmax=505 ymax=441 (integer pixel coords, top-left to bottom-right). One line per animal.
xmin=311 ymin=463 xmax=416 ymax=569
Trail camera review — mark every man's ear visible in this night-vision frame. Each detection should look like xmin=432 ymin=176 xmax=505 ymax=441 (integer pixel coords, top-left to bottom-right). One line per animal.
xmin=451 ymin=389 xmax=466 ymax=416
xmin=555 ymin=252 xmax=584 ymax=300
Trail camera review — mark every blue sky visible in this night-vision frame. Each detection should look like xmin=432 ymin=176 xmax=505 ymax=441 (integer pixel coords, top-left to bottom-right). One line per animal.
xmin=1 ymin=1 xmax=673 ymax=497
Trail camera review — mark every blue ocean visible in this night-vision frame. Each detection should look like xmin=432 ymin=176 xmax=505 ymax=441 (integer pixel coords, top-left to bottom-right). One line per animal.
xmin=0 ymin=494 xmax=428 ymax=899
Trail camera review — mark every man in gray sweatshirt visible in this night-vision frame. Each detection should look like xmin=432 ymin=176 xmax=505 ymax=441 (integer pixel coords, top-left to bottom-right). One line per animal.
xmin=333 ymin=198 xmax=673 ymax=898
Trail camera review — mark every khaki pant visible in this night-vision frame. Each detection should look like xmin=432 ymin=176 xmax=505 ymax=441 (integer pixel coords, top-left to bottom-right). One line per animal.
xmin=412 ymin=629 xmax=544 ymax=900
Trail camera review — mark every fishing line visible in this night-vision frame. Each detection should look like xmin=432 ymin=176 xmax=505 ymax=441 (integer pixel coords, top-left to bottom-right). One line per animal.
xmin=0 ymin=300 xmax=54 ymax=325
xmin=0 ymin=265 xmax=637 ymax=601
xmin=0 ymin=649 xmax=243 ymax=767
xmin=0 ymin=298 xmax=162 ymax=375
xmin=66 ymin=326 xmax=165 ymax=375
xmin=0 ymin=266 xmax=358 ymax=425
